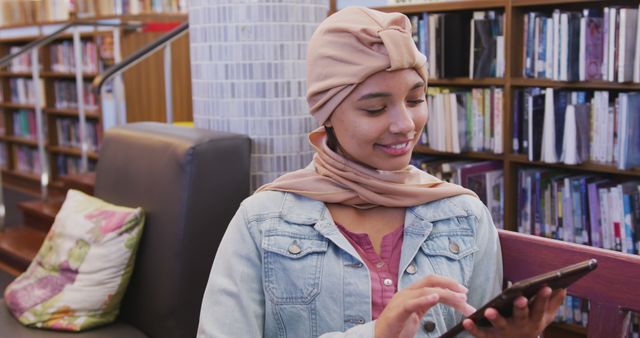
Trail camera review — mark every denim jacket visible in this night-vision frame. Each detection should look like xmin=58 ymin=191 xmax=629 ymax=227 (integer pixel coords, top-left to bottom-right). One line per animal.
xmin=198 ymin=190 xmax=503 ymax=338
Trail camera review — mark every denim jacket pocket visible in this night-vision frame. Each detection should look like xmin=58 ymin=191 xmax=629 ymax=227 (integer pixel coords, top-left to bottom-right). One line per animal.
xmin=420 ymin=217 xmax=479 ymax=285
xmin=262 ymin=232 xmax=329 ymax=304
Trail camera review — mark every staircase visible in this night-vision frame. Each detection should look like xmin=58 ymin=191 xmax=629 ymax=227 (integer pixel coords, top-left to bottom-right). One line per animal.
xmin=0 ymin=173 xmax=96 ymax=276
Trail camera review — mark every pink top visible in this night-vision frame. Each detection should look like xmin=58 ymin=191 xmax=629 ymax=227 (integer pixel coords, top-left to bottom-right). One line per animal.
xmin=337 ymin=223 xmax=404 ymax=320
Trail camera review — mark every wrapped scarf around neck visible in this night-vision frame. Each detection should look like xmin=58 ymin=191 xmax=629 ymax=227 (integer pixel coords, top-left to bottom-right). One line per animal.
xmin=255 ymin=127 xmax=477 ymax=209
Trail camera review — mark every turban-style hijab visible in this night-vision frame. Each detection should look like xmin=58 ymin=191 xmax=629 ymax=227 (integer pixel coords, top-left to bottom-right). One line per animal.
xmin=256 ymin=7 xmax=476 ymax=208
xmin=307 ymin=6 xmax=428 ymax=125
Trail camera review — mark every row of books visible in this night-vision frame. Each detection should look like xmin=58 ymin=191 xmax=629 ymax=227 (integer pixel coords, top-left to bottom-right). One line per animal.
xmin=518 ymin=169 xmax=640 ymax=255
xmin=56 ymin=118 xmax=102 ymax=152
xmin=408 ymin=10 xmax=505 ymax=79
xmin=53 ymin=80 xmax=99 ymax=110
xmin=0 ymin=0 xmax=187 ymax=26
xmin=56 ymin=155 xmax=96 ymax=176
xmin=411 ymin=156 xmax=504 ymax=228
xmin=8 ymin=78 xmax=45 ymax=107
xmin=50 ymin=41 xmax=100 ymax=74
xmin=422 ymin=86 xmax=503 ymax=154
xmin=554 ymin=295 xmax=589 ymax=328
xmin=15 ymin=145 xmax=42 ymax=175
xmin=7 ymin=46 xmax=36 ymax=73
xmin=523 ymin=5 xmax=640 ymax=83
xmin=553 ymin=296 xmax=639 ymax=335
xmin=0 ymin=142 xmax=6 ymax=168
xmin=512 ymin=88 xmax=640 ymax=170
xmin=12 ymin=110 xmax=40 ymax=141
xmin=0 ymin=109 xmax=4 ymax=135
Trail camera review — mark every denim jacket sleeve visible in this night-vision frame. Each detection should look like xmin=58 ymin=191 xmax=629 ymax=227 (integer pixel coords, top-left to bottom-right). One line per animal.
xmin=198 ymin=201 xmax=377 ymax=338
xmin=453 ymin=195 xmax=503 ymax=338
xmin=197 ymin=203 xmax=265 ymax=337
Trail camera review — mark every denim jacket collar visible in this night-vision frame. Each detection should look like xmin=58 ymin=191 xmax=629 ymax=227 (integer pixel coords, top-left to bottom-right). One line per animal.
xmin=279 ymin=191 xmax=469 ymax=226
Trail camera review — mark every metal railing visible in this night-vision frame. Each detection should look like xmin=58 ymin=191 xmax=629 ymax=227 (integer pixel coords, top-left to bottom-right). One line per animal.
xmin=0 ymin=19 xmax=142 ymax=202
xmin=93 ymin=21 xmax=189 ymax=125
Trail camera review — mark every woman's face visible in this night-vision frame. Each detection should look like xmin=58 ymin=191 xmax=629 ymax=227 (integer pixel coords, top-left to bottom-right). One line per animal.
xmin=327 ymin=68 xmax=427 ymax=171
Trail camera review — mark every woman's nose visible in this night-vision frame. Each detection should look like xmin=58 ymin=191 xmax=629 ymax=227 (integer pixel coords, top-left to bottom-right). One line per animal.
xmin=389 ymin=106 xmax=416 ymax=134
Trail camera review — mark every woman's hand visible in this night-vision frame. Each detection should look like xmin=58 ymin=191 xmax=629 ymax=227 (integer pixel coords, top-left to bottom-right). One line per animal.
xmin=375 ymin=275 xmax=476 ymax=338
xmin=462 ymin=287 xmax=567 ymax=338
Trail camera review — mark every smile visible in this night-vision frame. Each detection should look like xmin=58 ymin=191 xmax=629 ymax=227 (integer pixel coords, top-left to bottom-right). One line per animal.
xmin=377 ymin=141 xmax=412 ymax=155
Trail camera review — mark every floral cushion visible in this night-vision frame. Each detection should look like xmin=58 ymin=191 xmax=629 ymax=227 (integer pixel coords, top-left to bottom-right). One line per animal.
xmin=4 ymin=189 xmax=145 ymax=331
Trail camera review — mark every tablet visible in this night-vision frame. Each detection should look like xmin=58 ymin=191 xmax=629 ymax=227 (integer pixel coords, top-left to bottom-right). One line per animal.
xmin=439 ymin=258 xmax=598 ymax=338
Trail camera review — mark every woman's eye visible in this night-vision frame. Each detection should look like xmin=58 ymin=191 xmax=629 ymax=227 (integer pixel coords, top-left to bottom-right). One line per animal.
xmin=407 ymin=99 xmax=425 ymax=106
xmin=363 ymin=107 xmax=386 ymax=114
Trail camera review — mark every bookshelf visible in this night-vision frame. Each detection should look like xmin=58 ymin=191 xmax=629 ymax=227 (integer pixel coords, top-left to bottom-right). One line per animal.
xmin=0 ymin=13 xmax=192 ymax=195
xmin=370 ymin=0 xmax=640 ymax=336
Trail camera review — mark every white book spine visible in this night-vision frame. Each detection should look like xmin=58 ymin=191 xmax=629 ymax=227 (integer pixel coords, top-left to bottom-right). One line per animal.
xmin=560 ymin=13 xmax=569 ymax=81
xmin=608 ymin=8 xmax=617 ymax=82
xmin=541 ymin=88 xmax=557 ymax=162
xmin=552 ymin=11 xmax=561 ymax=80
xmin=494 ymin=89 xmax=503 ymax=154
xmin=450 ymin=93 xmax=460 ymax=153
xmin=603 ymin=7 xmax=610 ymax=81
xmin=546 ymin=18 xmax=554 ymax=79
xmin=618 ymin=10 xmax=627 ymax=83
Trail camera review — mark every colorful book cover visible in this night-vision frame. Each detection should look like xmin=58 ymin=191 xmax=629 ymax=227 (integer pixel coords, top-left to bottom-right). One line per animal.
xmin=585 ymin=17 xmax=604 ymax=80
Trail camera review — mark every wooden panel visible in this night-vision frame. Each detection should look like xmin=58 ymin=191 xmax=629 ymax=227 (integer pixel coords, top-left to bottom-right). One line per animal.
xmin=120 ymin=15 xmax=191 ymax=123
xmin=499 ymin=230 xmax=640 ymax=337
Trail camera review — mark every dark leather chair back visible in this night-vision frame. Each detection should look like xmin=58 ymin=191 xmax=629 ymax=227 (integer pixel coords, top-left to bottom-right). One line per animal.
xmin=499 ymin=229 xmax=640 ymax=338
xmin=94 ymin=122 xmax=251 ymax=338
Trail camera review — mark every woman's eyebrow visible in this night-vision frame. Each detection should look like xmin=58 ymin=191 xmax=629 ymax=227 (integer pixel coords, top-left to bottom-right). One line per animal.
xmin=357 ymin=82 xmax=425 ymax=101
xmin=357 ymin=92 xmax=391 ymax=101
xmin=410 ymin=81 xmax=425 ymax=91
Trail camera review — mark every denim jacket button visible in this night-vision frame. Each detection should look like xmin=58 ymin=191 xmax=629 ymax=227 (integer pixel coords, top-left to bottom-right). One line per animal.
xmin=449 ymin=242 xmax=460 ymax=254
xmin=406 ymin=263 xmax=417 ymax=274
xmin=422 ymin=320 xmax=436 ymax=333
xmin=288 ymin=243 xmax=302 ymax=255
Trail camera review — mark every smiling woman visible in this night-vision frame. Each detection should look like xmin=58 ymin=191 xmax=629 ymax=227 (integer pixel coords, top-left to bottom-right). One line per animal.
xmin=197 ymin=6 xmax=565 ymax=338
xmin=326 ymin=69 xmax=427 ymax=171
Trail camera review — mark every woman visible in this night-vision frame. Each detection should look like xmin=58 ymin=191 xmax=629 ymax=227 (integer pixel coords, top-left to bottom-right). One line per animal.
xmin=198 ymin=7 xmax=565 ymax=338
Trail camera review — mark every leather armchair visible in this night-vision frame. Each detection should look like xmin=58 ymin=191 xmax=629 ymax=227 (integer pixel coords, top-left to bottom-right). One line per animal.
xmin=0 ymin=122 xmax=251 ymax=338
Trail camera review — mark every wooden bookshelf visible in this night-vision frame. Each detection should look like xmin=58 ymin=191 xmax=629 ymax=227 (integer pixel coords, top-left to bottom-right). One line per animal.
xmin=0 ymin=13 xmax=192 ymax=194
xmin=372 ymin=1 xmax=640 ymax=336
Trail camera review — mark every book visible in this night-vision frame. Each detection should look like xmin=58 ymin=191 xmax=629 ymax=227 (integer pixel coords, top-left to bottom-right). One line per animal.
xmin=617 ymin=8 xmax=638 ymax=83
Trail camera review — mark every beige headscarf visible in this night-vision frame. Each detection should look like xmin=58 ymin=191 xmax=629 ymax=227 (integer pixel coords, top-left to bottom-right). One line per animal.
xmin=256 ymin=7 xmax=476 ymax=208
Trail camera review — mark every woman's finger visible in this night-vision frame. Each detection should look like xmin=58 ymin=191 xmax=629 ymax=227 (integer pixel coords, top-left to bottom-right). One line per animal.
xmin=511 ymin=296 xmax=529 ymax=323
xmin=408 ymin=275 xmax=468 ymax=294
xmin=402 ymin=294 xmax=440 ymax=315
xmin=530 ymin=287 xmax=552 ymax=324
xmin=421 ymin=287 xmax=476 ymax=316
xmin=462 ymin=319 xmax=488 ymax=338
xmin=484 ymin=307 xmax=508 ymax=330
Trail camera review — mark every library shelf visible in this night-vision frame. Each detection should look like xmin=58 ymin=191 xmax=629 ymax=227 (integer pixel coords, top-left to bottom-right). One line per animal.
xmin=43 ymin=107 xmax=100 ymax=118
xmin=511 ymin=0 xmax=612 ymax=7
xmin=0 ymin=103 xmax=37 ymax=110
xmin=413 ymin=145 xmax=505 ymax=161
xmin=507 ymin=154 xmax=640 ymax=177
xmin=545 ymin=322 xmax=587 ymax=338
xmin=40 ymin=72 xmax=98 ymax=79
xmin=0 ymin=71 xmax=33 ymax=78
xmin=511 ymin=78 xmax=640 ymax=90
xmin=1 ymin=168 xmax=40 ymax=182
xmin=47 ymin=145 xmax=99 ymax=160
xmin=374 ymin=0 xmax=507 ymax=14
xmin=0 ymin=135 xmax=38 ymax=147
xmin=429 ymin=77 xmax=505 ymax=86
